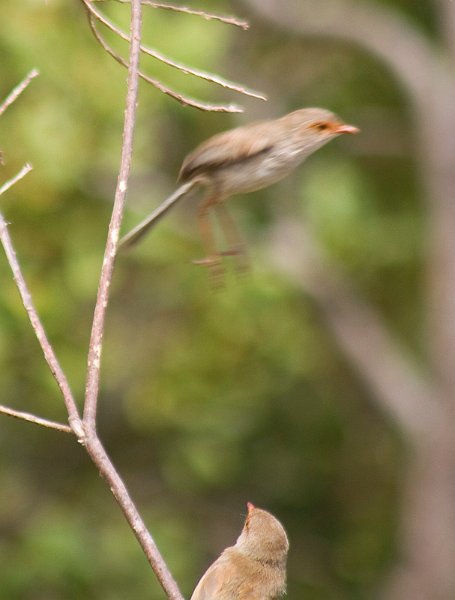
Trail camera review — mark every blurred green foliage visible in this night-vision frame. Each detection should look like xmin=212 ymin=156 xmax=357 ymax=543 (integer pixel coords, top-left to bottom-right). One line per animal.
xmin=0 ymin=0 xmax=430 ymax=598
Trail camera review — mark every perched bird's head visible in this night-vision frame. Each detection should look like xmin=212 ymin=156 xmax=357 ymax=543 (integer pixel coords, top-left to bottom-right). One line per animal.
xmin=190 ymin=503 xmax=289 ymax=600
xmin=235 ymin=502 xmax=289 ymax=564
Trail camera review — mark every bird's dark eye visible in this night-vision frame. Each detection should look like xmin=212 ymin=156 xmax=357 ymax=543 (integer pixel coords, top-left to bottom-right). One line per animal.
xmin=312 ymin=122 xmax=329 ymax=131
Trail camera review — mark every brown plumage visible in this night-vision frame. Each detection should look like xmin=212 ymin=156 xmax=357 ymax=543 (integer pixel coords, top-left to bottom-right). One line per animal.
xmin=120 ymin=108 xmax=358 ymax=274
xmin=190 ymin=503 xmax=289 ymax=600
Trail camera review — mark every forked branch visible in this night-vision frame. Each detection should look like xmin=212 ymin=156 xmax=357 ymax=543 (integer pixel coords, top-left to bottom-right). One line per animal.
xmin=88 ymin=16 xmax=244 ymax=112
xmin=0 ymin=404 xmax=72 ymax=433
xmin=83 ymin=1 xmax=185 ymax=597
xmin=95 ymin=0 xmax=250 ymax=30
xmin=0 ymin=69 xmax=39 ymax=117
xmin=0 ymin=5 xmax=187 ymax=598
xmin=81 ymin=0 xmax=266 ymax=112
xmin=0 ymin=74 xmax=82 ymax=436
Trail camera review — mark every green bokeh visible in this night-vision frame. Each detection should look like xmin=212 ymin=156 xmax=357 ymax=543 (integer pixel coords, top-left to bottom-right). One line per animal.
xmin=0 ymin=0 xmax=428 ymax=597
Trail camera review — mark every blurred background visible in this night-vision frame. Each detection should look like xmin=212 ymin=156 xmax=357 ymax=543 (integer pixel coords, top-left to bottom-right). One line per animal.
xmin=1 ymin=0 xmax=455 ymax=598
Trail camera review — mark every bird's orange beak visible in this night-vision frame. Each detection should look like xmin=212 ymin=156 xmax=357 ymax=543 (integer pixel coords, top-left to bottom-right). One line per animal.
xmin=334 ymin=123 xmax=360 ymax=134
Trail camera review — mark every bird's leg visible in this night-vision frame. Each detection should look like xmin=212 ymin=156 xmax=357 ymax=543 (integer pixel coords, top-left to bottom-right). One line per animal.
xmin=215 ymin=202 xmax=249 ymax=274
xmin=192 ymin=192 xmax=224 ymax=281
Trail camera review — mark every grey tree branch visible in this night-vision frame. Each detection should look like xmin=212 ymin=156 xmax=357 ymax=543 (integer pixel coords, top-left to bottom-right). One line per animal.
xmin=436 ymin=0 xmax=455 ymax=62
xmin=0 ymin=8 xmax=185 ymax=599
xmin=94 ymin=0 xmax=250 ymax=30
xmin=0 ymin=404 xmax=72 ymax=433
xmin=83 ymin=0 xmax=264 ymax=100
xmin=88 ymin=15 xmax=244 ymax=113
xmin=83 ymin=0 xmax=143 ymax=430
xmin=84 ymin=434 xmax=185 ymax=600
xmin=143 ymin=1 xmax=249 ymax=29
xmin=0 ymin=161 xmax=82 ymax=435
xmin=0 ymin=69 xmax=39 ymax=116
xmin=245 ymin=1 xmax=455 ymax=595
xmin=244 ymin=0 xmax=447 ymax=112
xmin=81 ymin=3 xmax=185 ymax=597
xmin=82 ymin=0 xmax=266 ymax=112
xmin=268 ymin=221 xmax=443 ymax=439
xmin=244 ymin=0 xmax=455 ymax=424
xmin=0 ymin=163 xmax=33 ymax=196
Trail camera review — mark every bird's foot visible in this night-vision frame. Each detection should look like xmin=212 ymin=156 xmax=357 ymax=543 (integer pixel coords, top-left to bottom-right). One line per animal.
xmin=192 ymin=255 xmax=225 ymax=286
xmin=219 ymin=245 xmax=250 ymax=277
xmin=192 ymin=245 xmax=249 ymax=285
xmin=192 ymin=255 xmax=222 ymax=266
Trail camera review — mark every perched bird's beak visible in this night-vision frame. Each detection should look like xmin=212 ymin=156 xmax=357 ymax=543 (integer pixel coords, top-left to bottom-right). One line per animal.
xmin=334 ymin=123 xmax=360 ymax=135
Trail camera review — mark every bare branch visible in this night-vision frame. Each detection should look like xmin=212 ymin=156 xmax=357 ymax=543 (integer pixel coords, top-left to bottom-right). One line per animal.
xmin=83 ymin=5 xmax=186 ymax=597
xmin=0 ymin=212 xmax=82 ymax=435
xmin=88 ymin=17 xmax=243 ymax=112
xmin=245 ymin=0 xmax=455 ymax=421
xmin=0 ymin=158 xmax=81 ymax=434
xmin=143 ymin=1 xmax=249 ymax=29
xmin=0 ymin=163 xmax=33 ymax=197
xmin=82 ymin=0 xmax=265 ymax=103
xmin=0 ymin=404 xmax=72 ymax=433
xmin=94 ymin=0 xmax=250 ymax=30
xmin=268 ymin=220 xmax=444 ymax=439
xmin=0 ymin=69 xmax=39 ymax=117
xmin=83 ymin=0 xmax=143 ymax=429
xmin=435 ymin=0 xmax=455 ymax=62
xmin=244 ymin=0 xmax=455 ymax=412
xmin=244 ymin=0 xmax=439 ymax=110
xmin=84 ymin=434 xmax=185 ymax=600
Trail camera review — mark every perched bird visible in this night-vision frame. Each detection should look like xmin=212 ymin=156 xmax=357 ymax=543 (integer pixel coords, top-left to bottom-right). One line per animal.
xmin=190 ymin=502 xmax=289 ymax=600
xmin=120 ymin=107 xmax=358 ymax=273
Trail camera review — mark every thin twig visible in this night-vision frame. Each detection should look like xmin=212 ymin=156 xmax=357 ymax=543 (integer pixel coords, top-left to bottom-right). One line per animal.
xmin=144 ymin=1 xmax=249 ymax=29
xmin=85 ymin=434 xmax=185 ymax=600
xmin=0 ymin=76 xmax=82 ymax=437
xmin=0 ymin=69 xmax=39 ymax=117
xmin=89 ymin=17 xmax=243 ymax=112
xmin=0 ymin=163 xmax=33 ymax=197
xmin=83 ymin=0 xmax=142 ymax=430
xmin=82 ymin=0 xmax=265 ymax=102
xmin=0 ymin=209 xmax=82 ymax=436
xmin=83 ymin=3 xmax=186 ymax=597
xmin=94 ymin=0 xmax=250 ymax=30
xmin=269 ymin=220 xmax=440 ymax=438
xmin=0 ymin=404 xmax=72 ymax=433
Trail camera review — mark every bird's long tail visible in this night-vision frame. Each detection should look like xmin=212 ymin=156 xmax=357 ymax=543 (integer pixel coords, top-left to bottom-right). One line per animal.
xmin=119 ymin=179 xmax=199 ymax=250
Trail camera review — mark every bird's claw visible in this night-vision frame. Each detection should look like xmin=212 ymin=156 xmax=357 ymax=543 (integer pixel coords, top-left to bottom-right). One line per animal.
xmin=219 ymin=245 xmax=250 ymax=277
xmin=192 ymin=255 xmax=225 ymax=286
xmin=192 ymin=255 xmax=222 ymax=267
xmin=193 ymin=245 xmax=249 ymax=284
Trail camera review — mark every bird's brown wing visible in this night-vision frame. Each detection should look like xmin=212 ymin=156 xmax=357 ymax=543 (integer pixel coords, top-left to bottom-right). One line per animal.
xmin=191 ymin=568 xmax=267 ymax=600
xmin=178 ymin=120 xmax=276 ymax=183
xmin=190 ymin=561 xmax=227 ymax=600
